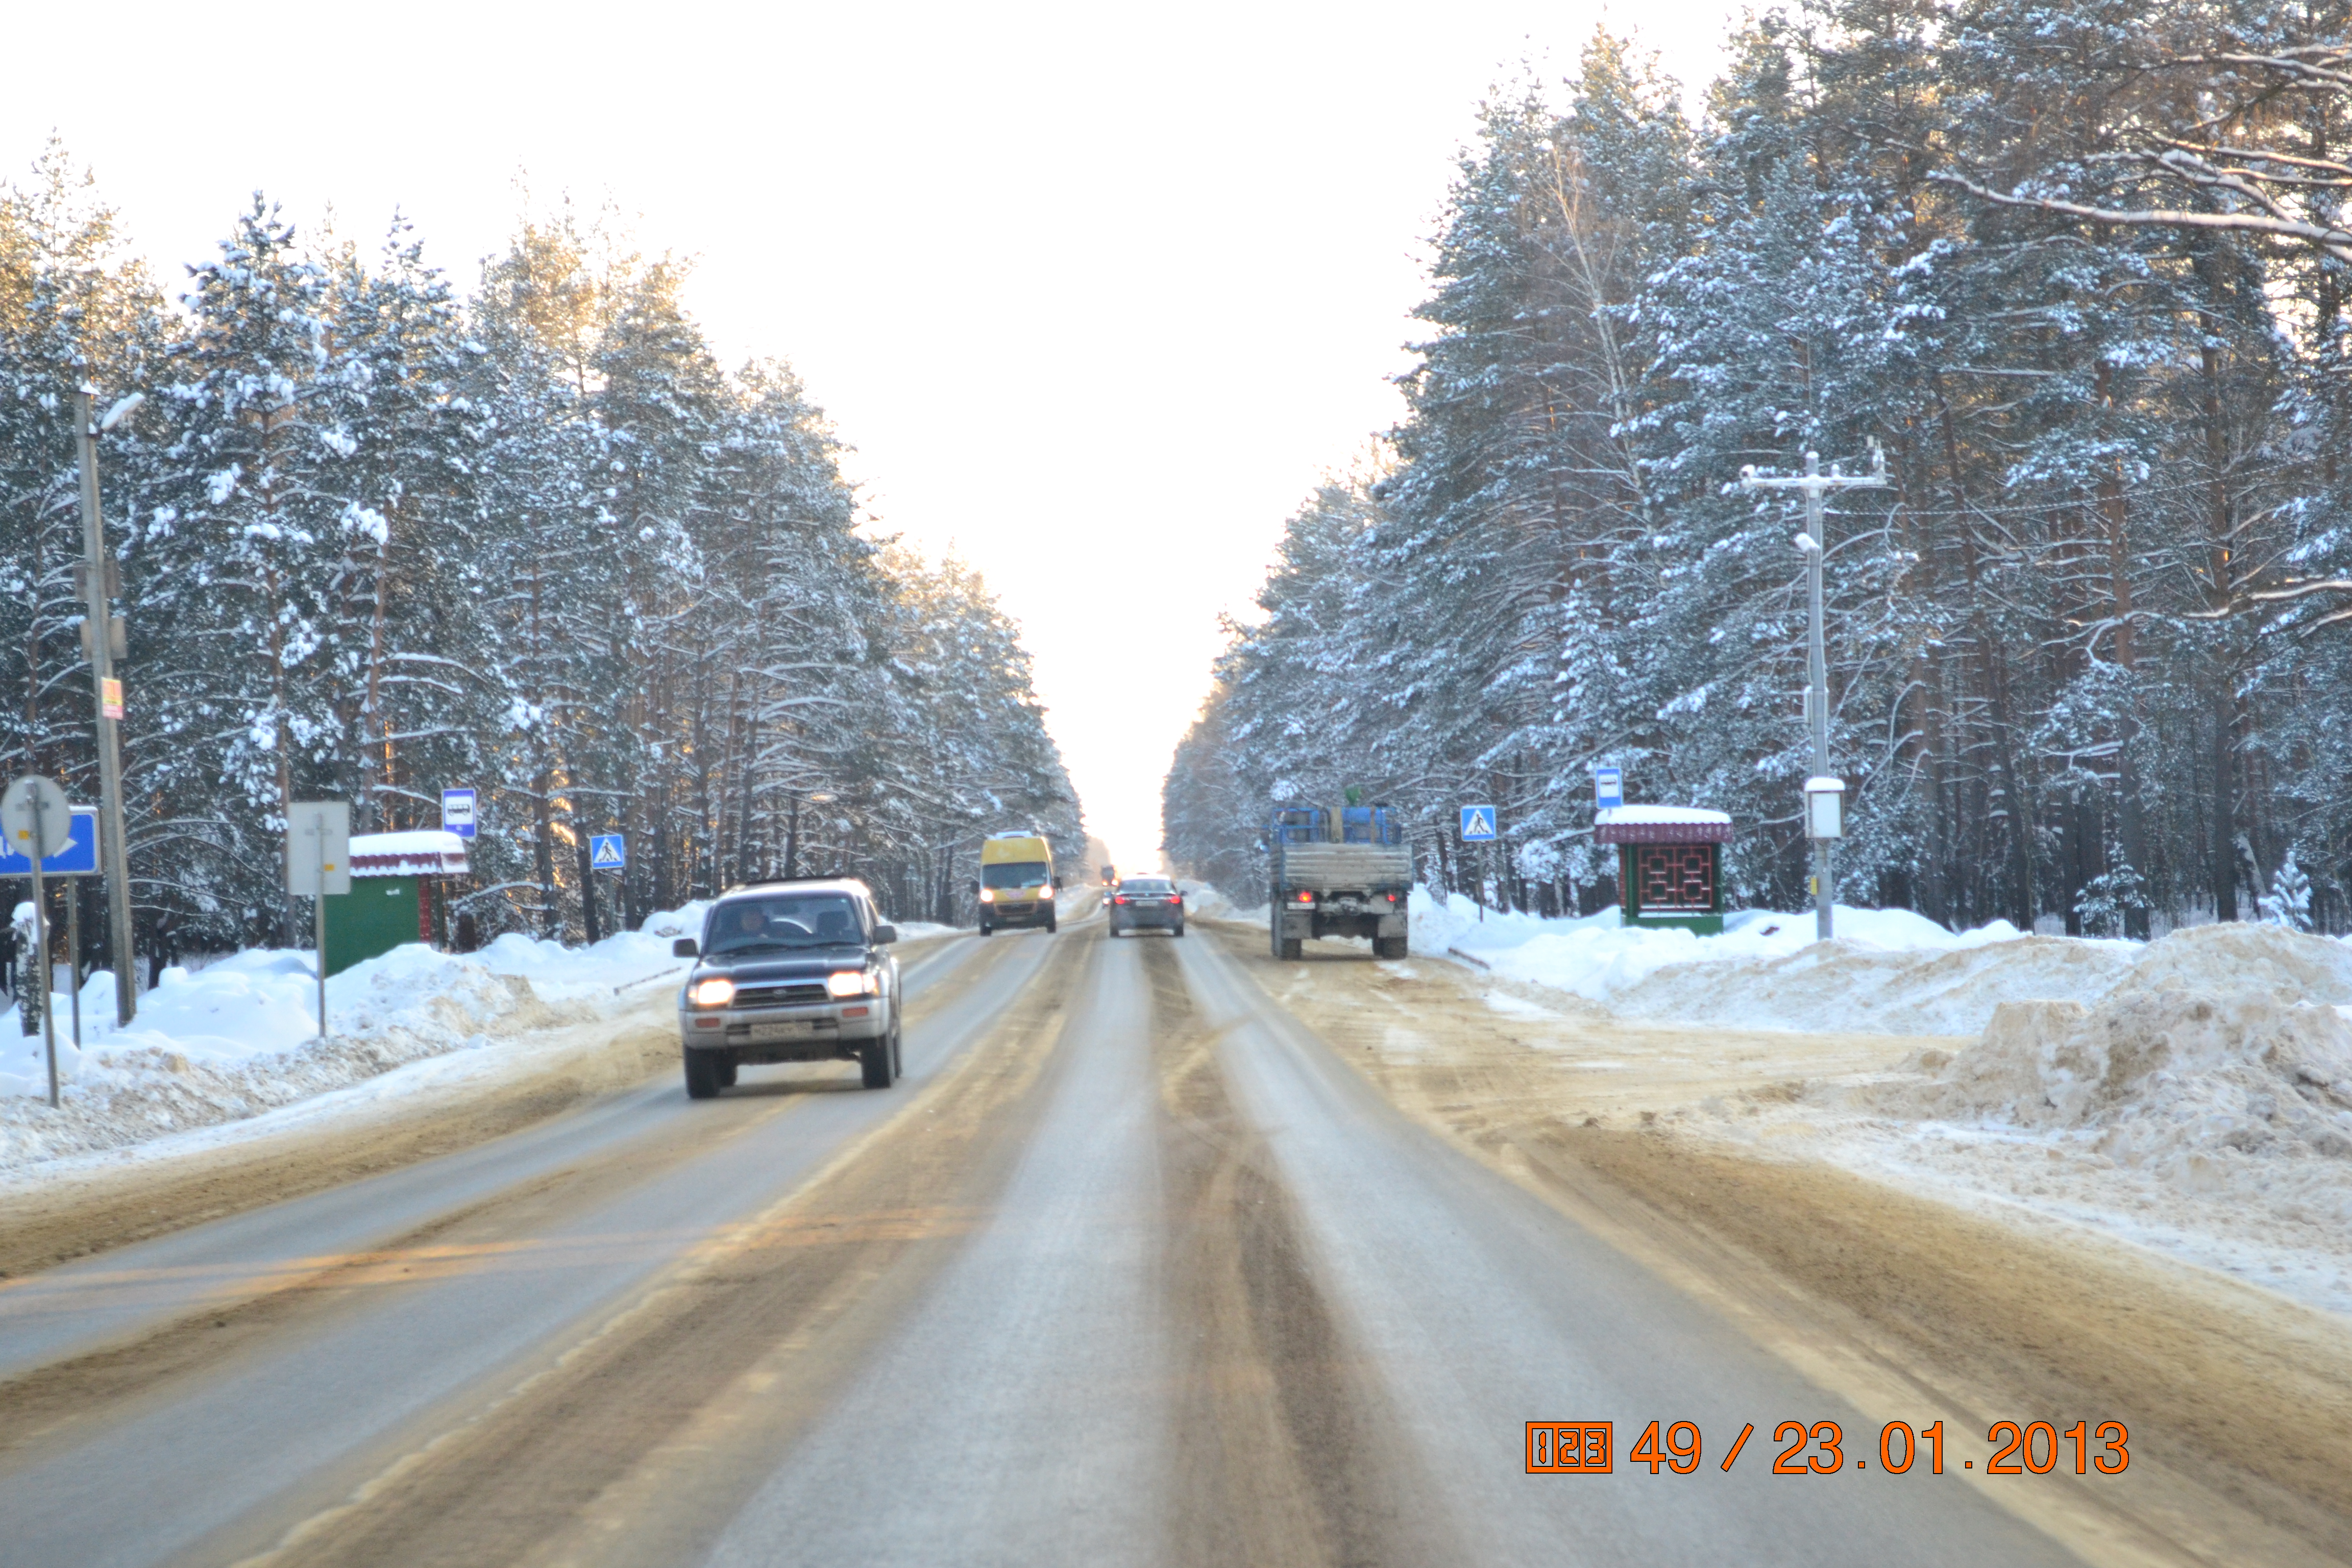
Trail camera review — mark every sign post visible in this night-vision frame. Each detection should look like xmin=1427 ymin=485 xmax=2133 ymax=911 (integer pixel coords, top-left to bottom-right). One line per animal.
xmin=3 ymin=777 xmax=72 ymax=1106
xmin=0 ymin=808 xmax=102 ymax=1049
xmin=440 ymin=788 xmax=478 ymax=840
xmin=286 ymin=803 xmax=352 ymax=1040
xmin=1459 ymin=806 xmax=1498 ymax=921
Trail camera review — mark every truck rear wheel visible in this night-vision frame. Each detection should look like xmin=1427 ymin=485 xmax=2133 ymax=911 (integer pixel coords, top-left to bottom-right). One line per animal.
xmin=1280 ymin=938 xmax=1303 ymax=962
xmin=1375 ymin=936 xmax=1407 ymax=959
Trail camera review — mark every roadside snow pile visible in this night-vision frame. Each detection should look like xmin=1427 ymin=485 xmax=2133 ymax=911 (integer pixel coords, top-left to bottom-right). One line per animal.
xmin=1182 ymin=881 xmax=1268 ymax=926
xmin=1604 ymin=931 xmax=2140 ymax=1037
xmin=0 ymin=906 xmax=706 ymax=1172
xmin=1414 ymin=886 xmax=2075 ymax=1035
xmin=1734 ymin=923 xmax=2352 ymax=1313
xmin=1869 ymin=923 xmax=2352 ymax=1165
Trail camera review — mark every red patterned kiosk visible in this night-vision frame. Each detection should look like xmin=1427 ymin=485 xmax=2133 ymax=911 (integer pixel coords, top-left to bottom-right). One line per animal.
xmin=1594 ymin=805 xmax=1731 ymax=934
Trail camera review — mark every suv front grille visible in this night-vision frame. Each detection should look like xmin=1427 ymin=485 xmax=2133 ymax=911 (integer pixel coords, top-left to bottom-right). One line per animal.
xmin=731 ymin=982 xmax=829 ymax=1008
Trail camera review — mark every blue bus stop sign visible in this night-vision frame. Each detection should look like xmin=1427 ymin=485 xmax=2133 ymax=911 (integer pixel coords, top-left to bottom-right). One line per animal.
xmin=590 ymin=833 xmax=627 ymax=871
xmin=1594 ymin=767 xmax=1624 ymax=811
xmin=1459 ymin=805 xmax=1498 ymax=842
xmin=0 ymin=806 xmax=97 ymax=876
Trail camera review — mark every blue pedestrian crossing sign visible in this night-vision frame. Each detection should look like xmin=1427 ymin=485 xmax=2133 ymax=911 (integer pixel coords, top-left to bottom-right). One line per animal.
xmin=590 ymin=833 xmax=626 ymax=871
xmin=1459 ymin=805 xmax=1498 ymax=842
xmin=1594 ymin=767 xmax=1624 ymax=811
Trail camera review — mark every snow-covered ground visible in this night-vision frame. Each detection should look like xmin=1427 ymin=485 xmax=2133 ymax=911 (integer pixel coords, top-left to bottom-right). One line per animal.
xmin=1368 ymin=886 xmax=2352 ymax=1317
xmin=0 ymin=906 xmax=716 ymax=1172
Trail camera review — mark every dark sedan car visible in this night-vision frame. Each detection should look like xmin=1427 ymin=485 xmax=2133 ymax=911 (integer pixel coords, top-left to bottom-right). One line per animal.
xmin=1106 ymin=876 xmax=1184 ymax=937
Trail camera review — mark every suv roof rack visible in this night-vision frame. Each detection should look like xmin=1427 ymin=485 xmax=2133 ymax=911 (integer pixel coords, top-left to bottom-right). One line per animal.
xmin=718 ymin=875 xmax=866 ymax=894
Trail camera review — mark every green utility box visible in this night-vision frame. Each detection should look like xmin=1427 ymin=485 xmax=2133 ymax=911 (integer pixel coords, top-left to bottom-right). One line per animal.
xmin=1595 ymin=806 xmax=1733 ymax=935
xmin=325 ymin=876 xmax=427 ymax=976
xmin=322 ymin=830 xmax=470 ymax=976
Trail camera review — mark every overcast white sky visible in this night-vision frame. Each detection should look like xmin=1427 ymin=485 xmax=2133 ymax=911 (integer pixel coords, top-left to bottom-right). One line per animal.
xmin=7 ymin=1 xmax=1740 ymax=869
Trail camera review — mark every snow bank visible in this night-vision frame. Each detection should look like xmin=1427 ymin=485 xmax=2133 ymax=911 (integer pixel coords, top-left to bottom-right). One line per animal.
xmin=1724 ymin=922 xmax=2352 ymax=1315
xmin=1870 ymin=923 xmax=2352 ymax=1169
xmin=1180 ymin=880 xmax=1267 ymax=926
xmin=0 ymin=905 xmax=710 ymax=1172
xmin=1413 ymin=886 xmax=2060 ymax=1034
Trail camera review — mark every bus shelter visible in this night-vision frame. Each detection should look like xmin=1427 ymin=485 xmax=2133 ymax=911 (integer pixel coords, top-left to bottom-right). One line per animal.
xmin=1595 ymin=806 xmax=1732 ymax=935
xmin=324 ymin=830 xmax=471 ymax=976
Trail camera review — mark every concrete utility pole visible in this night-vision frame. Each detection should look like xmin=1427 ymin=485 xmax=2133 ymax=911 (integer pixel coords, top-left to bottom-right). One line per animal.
xmin=1741 ymin=446 xmax=1888 ymax=942
xmin=76 ymin=387 xmax=139 ymax=1023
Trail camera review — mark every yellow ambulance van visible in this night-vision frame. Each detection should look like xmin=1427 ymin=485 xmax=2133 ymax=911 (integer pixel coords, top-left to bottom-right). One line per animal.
xmin=977 ymin=831 xmax=1060 ymax=935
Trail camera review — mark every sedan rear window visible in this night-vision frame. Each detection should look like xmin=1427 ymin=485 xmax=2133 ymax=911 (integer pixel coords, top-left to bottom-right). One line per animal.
xmin=1120 ymin=879 xmax=1174 ymax=895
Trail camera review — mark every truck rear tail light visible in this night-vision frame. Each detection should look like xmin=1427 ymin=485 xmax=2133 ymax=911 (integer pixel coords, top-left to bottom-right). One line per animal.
xmin=1295 ymin=891 xmax=1314 ymax=903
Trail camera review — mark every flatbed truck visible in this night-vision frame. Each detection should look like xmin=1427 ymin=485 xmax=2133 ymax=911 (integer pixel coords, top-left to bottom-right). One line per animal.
xmin=1268 ymin=805 xmax=1411 ymax=961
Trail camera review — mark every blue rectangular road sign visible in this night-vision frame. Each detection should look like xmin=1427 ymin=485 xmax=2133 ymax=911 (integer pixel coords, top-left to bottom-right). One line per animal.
xmin=590 ymin=833 xmax=627 ymax=871
xmin=0 ymin=805 xmax=97 ymax=876
xmin=1459 ymin=805 xmax=1498 ymax=842
xmin=1594 ymin=767 xmax=1624 ymax=811
xmin=441 ymin=787 xmax=478 ymax=840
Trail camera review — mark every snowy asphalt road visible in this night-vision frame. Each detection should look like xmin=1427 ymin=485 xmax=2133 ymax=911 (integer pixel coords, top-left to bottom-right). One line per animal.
xmin=0 ymin=914 xmax=2106 ymax=1567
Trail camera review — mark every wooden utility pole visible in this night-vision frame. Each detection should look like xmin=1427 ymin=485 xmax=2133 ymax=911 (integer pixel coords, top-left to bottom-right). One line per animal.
xmin=75 ymin=387 xmax=137 ymax=1023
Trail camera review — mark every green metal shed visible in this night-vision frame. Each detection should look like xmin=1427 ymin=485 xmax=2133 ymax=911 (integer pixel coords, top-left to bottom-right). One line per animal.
xmin=323 ymin=830 xmax=470 ymax=976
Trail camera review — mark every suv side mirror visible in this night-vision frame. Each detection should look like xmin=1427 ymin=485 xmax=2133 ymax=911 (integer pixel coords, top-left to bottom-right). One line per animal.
xmin=872 ymin=923 xmax=898 ymax=945
xmin=672 ymin=937 xmax=699 ymax=959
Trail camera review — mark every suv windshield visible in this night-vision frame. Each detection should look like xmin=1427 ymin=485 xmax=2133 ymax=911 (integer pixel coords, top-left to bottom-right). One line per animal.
xmin=704 ymin=894 xmax=865 ymax=955
xmin=982 ymin=862 xmax=1050 ymax=891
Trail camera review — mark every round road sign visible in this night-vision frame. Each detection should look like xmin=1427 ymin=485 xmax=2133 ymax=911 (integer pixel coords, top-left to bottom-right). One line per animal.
xmin=1 ymin=776 xmax=72 ymax=861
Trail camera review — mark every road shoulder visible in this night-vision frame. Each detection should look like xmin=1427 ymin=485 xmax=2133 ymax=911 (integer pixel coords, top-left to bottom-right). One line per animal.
xmin=1202 ymin=919 xmax=2352 ymax=1568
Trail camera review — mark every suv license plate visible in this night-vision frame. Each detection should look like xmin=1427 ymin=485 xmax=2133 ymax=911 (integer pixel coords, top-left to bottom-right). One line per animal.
xmin=748 ymin=1020 xmax=818 ymax=1043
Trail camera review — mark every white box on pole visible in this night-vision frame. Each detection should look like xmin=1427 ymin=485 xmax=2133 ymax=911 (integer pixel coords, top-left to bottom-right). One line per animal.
xmin=287 ymin=802 xmax=353 ymax=896
xmin=1804 ymin=776 xmax=1846 ymax=840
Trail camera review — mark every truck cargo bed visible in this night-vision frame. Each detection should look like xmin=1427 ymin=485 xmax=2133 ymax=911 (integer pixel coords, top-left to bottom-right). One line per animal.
xmin=1277 ymin=844 xmax=1412 ymax=887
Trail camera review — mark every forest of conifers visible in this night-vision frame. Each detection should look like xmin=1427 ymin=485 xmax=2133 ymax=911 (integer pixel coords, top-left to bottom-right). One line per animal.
xmin=0 ymin=150 xmax=1081 ymax=957
xmin=1165 ymin=3 xmax=2352 ymax=939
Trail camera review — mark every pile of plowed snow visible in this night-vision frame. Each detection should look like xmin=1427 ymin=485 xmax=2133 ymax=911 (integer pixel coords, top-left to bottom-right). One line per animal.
xmin=1414 ymin=888 xmax=2076 ymax=1035
xmin=1869 ymin=923 xmax=2352 ymax=1169
xmin=1605 ymin=934 xmax=2143 ymax=1036
xmin=0 ymin=906 xmax=707 ymax=1171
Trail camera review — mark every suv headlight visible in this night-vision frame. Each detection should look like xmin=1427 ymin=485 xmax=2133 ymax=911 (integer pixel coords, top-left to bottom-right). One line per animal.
xmin=825 ymin=968 xmax=879 ymax=998
xmin=689 ymin=976 xmax=736 ymax=1008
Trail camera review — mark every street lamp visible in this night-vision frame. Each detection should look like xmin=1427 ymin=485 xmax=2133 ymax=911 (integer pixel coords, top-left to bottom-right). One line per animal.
xmin=1741 ymin=445 xmax=1888 ymax=941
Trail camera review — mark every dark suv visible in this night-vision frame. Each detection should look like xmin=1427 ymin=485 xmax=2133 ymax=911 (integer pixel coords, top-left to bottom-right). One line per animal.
xmin=672 ymin=878 xmax=901 ymax=1097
